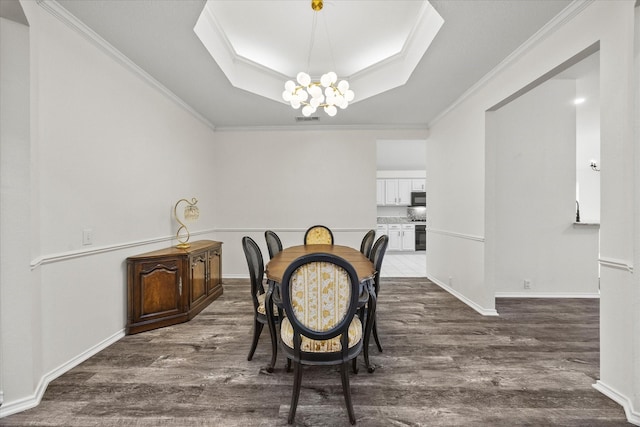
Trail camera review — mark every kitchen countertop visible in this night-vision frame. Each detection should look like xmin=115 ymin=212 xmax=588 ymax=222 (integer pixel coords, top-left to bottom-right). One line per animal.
xmin=377 ymin=216 xmax=426 ymax=225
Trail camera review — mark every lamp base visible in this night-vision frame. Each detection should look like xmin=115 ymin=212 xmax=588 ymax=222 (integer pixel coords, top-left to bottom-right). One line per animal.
xmin=175 ymin=243 xmax=191 ymax=249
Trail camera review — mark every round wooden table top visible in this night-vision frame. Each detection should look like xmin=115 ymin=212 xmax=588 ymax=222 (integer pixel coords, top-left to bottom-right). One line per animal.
xmin=265 ymin=244 xmax=376 ymax=284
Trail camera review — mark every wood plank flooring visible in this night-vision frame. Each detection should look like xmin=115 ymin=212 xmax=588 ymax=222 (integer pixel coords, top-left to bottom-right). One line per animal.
xmin=0 ymin=278 xmax=631 ymax=426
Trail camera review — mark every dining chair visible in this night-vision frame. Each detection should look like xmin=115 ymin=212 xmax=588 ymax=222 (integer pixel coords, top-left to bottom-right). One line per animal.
xmin=241 ymin=236 xmax=280 ymax=372
xmin=264 ymin=230 xmax=283 ymax=259
xmin=368 ymin=235 xmax=389 ymax=354
xmin=279 ymin=253 xmax=363 ymax=425
xmin=304 ymin=224 xmax=334 ymax=245
xmin=359 ymin=229 xmax=375 ymax=259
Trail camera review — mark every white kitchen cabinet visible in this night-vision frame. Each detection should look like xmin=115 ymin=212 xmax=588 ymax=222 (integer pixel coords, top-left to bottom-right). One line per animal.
xmin=411 ymin=179 xmax=426 ymax=191
xmin=397 ymin=179 xmax=412 ymax=205
xmin=376 ymin=179 xmax=386 ymax=206
xmin=375 ymin=223 xmax=387 ymax=241
xmin=387 ymin=224 xmax=402 ymax=251
xmin=386 ymin=223 xmax=415 ymax=251
xmin=402 ymin=224 xmax=415 ymax=251
xmin=383 ymin=179 xmax=412 ymax=206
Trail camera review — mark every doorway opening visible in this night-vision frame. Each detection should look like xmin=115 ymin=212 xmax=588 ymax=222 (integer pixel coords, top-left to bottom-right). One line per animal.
xmin=375 ymin=139 xmax=427 ymax=277
xmin=485 ymin=44 xmax=600 ymax=300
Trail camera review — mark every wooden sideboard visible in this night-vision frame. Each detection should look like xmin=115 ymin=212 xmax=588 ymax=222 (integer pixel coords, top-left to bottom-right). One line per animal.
xmin=126 ymin=240 xmax=223 ymax=334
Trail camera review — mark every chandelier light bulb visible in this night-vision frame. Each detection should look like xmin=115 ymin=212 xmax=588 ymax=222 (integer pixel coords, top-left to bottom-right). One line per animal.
xmin=297 ymin=72 xmax=311 ymax=86
xmin=302 ymin=105 xmax=315 ymax=116
xmin=345 ymin=90 xmax=355 ymax=102
xmin=285 ymin=80 xmax=296 ymax=92
xmin=320 ymin=73 xmax=331 ymax=87
xmin=324 ymin=105 xmax=337 ymax=116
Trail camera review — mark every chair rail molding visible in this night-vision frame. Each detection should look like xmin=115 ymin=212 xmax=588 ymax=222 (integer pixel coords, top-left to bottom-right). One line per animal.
xmin=599 ymin=257 xmax=634 ymax=274
xmin=427 ymin=228 xmax=485 ymax=243
xmin=30 ymin=229 xmax=216 ymax=269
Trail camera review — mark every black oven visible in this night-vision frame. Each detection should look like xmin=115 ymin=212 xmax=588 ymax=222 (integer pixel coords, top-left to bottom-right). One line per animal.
xmin=415 ymin=225 xmax=426 ymax=251
xmin=411 ymin=191 xmax=426 ymax=206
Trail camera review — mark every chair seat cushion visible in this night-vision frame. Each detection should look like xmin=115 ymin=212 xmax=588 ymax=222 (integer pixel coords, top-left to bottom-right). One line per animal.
xmin=280 ymin=316 xmax=362 ymax=352
xmin=257 ymin=292 xmax=278 ymax=316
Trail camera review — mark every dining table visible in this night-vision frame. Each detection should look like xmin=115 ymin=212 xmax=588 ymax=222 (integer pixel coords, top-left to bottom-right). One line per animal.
xmin=264 ymin=244 xmax=378 ymax=373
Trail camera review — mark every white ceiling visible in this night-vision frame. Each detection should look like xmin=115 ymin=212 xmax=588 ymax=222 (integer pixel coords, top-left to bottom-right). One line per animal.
xmin=49 ymin=0 xmax=573 ymax=129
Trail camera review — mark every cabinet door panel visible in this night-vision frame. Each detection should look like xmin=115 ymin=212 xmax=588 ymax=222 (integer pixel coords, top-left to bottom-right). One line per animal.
xmin=135 ymin=259 xmax=182 ymax=320
xmin=402 ymin=230 xmax=415 ymax=251
xmin=388 ymin=226 xmax=402 ymax=251
xmin=208 ymin=249 xmax=222 ymax=295
xmin=191 ymin=253 xmax=207 ymax=305
xmin=384 ymin=180 xmax=398 ymax=205
xmin=397 ymin=179 xmax=412 ymax=205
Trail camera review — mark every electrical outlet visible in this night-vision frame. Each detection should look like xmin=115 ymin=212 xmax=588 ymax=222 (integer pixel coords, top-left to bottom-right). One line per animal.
xmin=448 ymin=276 xmax=453 ymax=287
xmin=82 ymin=228 xmax=93 ymax=246
xmin=524 ymin=279 xmax=531 ymax=290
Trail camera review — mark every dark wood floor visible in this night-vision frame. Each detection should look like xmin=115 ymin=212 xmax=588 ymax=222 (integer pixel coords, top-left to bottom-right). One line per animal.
xmin=1 ymin=278 xmax=631 ymax=426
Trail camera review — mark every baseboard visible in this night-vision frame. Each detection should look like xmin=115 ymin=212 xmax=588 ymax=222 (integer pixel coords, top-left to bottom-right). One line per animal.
xmin=224 ymin=274 xmax=249 ymax=279
xmin=495 ymin=292 xmax=600 ymax=298
xmin=0 ymin=329 xmax=125 ymax=418
xmin=593 ymin=381 xmax=640 ymax=426
xmin=428 ymin=276 xmax=499 ymax=316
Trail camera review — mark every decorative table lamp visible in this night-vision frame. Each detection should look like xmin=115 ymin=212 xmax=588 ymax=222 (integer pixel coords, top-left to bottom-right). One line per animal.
xmin=174 ymin=197 xmax=199 ymax=249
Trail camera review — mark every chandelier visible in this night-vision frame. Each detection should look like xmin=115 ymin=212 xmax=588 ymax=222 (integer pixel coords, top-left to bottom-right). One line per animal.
xmin=281 ymin=0 xmax=355 ymax=117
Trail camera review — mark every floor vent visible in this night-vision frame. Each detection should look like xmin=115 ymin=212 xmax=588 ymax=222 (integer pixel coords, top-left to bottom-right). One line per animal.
xmin=295 ymin=116 xmax=320 ymax=122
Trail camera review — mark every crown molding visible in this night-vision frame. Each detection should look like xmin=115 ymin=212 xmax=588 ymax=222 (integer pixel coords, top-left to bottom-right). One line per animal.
xmin=36 ymin=0 xmax=216 ymax=131
xmin=213 ymin=123 xmax=429 ymax=132
xmin=428 ymin=0 xmax=595 ymax=128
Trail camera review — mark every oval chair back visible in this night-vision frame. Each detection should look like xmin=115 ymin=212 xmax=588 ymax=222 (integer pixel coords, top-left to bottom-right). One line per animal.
xmin=242 ymin=236 xmax=264 ymax=313
xmin=359 ymin=229 xmax=375 ymax=259
xmin=304 ymin=225 xmax=334 ymax=245
xmin=264 ymin=230 xmax=283 ymax=259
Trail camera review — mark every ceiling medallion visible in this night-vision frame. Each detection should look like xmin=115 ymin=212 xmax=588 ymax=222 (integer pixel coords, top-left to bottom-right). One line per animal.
xmin=282 ymin=0 xmax=354 ymax=117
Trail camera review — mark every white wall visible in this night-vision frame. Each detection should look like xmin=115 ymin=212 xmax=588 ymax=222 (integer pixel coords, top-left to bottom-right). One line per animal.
xmin=0 ymin=15 xmax=39 ymax=406
xmin=488 ymin=78 xmax=599 ymax=296
xmin=376 ymin=140 xmax=426 ymax=170
xmin=575 ymin=62 xmax=601 ymax=222
xmin=211 ymin=128 xmax=427 ymax=277
xmin=427 ymin=1 xmax=638 ymax=421
xmin=0 ymin=2 xmax=218 ymax=416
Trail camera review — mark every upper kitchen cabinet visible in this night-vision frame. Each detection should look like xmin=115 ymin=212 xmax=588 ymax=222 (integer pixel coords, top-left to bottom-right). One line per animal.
xmin=378 ymin=179 xmax=411 ymax=206
xmin=377 ymin=175 xmax=424 ymax=206
xmin=384 ymin=178 xmax=412 ymax=206
xmin=412 ymin=179 xmax=426 ymax=191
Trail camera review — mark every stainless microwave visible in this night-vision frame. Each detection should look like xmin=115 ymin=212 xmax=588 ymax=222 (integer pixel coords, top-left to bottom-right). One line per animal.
xmin=411 ymin=191 xmax=426 ymax=206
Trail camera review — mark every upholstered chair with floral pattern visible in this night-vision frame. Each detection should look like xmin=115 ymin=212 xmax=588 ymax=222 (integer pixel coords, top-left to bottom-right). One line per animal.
xmin=304 ymin=225 xmax=334 ymax=245
xmin=241 ymin=236 xmax=281 ymax=373
xmin=279 ymin=253 xmax=362 ymax=425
